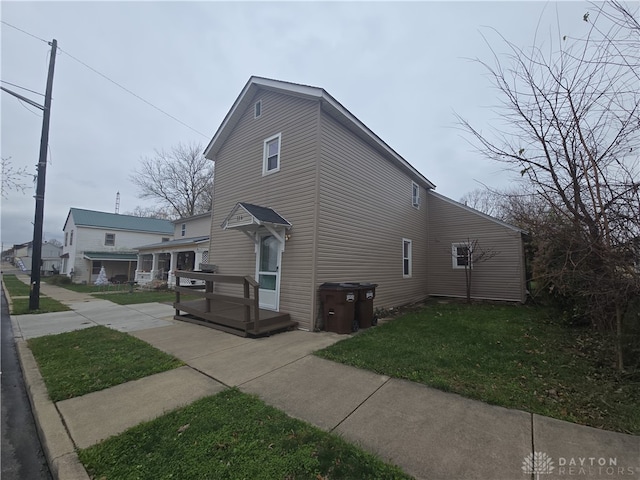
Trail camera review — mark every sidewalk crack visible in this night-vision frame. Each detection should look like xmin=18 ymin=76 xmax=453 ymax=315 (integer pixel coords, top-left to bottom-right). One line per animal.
xmin=329 ymin=376 xmax=391 ymax=433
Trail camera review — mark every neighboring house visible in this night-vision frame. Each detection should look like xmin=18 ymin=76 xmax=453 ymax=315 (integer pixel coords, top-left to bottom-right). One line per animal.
xmin=61 ymin=208 xmax=174 ymax=284
xmin=203 ymin=76 xmax=527 ymax=331
xmin=9 ymin=241 xmax=62 ymax=274
xmin=135 ymin=212 xmax=211 ymax=287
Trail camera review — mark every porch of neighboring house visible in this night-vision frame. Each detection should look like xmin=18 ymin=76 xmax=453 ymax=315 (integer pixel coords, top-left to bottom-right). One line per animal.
xmin=134 ymin=236 xmax=209 ymax=287
xmin=173 ymin=271 xmax=297 ymax=337
xmin=83 ymin=251 xmax=137 ymax=284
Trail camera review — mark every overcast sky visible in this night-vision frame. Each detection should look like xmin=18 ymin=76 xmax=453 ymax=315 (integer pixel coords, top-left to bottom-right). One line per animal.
xmin=1 ymin=1 xmax=595 ymax=247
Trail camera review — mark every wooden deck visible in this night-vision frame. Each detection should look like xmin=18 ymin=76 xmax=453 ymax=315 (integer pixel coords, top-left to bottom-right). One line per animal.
xmin=173 ymin=271 xmax=297 ymax=337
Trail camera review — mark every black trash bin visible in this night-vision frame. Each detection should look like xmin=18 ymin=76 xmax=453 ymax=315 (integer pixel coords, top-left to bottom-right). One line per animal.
xmin=355 ymin=283 xmax=378 ymax=329
xmin=319 ymin=283 xmax=358 ymax=334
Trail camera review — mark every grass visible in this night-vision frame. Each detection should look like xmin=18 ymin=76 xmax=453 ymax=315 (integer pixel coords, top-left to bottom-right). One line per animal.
xmin=10 ymin=296 xmax=71 ymax=315
xmin=78 ymin=389 xmax=412 ymax=480
xmin=2 ymin=274 xmax=31 ymax=296
xmin=316 ymin=301 xmax=640 ymax=435
xmin=28 ymin=326 xmax=183 ymax=402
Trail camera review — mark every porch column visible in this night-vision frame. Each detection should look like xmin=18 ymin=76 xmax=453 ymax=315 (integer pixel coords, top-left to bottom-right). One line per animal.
xmin=168 ymin=251 xmax=178 ymax=287
xmin=134 ymin=254 xmax=143 ymax=282
xmin=150 ymin=253 xmax=159 ymax=280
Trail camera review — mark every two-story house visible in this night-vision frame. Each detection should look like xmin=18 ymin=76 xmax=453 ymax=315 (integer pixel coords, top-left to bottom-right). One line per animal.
xmin=203 ymin=77 xmax=527 ymax=332
xmin=135 ymin=212 xmax=211 ymax=287
xmin=61 ymin=208 xmax=174 ymax=284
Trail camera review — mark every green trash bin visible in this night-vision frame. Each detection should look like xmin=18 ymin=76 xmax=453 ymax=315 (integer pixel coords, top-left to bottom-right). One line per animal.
xmin=355 ymin=283 xmax=378 ymax=329
xmin=319 ymin=283 xmax=358 ymax=334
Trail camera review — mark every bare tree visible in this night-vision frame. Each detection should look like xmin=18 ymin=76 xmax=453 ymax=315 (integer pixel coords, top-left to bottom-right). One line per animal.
xmin=125 ymin=205 xmax=174 ymax=220
xmin=458 ymin=2 xmax=640 ymax=369
xmin=130 ymin=142 xmax=213 ymax=219
xmin=1 ymin=157 xmax=30 ymax=198
xmin=452 ymin=238 xmax=498 ymax=303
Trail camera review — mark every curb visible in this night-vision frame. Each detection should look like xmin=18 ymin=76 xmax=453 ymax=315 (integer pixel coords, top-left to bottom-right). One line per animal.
xmin=15 ymin=340 xmax=90 ymax=480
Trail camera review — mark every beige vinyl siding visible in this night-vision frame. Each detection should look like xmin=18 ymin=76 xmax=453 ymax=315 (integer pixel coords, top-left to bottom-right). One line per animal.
xmin=426 ymin=192 xmax=526 ymax=302
xmin=208 ymin=90 xmax=319 ymax=330
xmin=316 ymin=112 xmax=429 ymax=314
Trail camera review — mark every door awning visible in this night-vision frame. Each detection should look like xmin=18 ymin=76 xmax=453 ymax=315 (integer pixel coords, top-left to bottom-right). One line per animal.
xmin=222 ymin=202 xmax=292 ymax=246
xmin=222 ymin=202 xmax=291 ymax=231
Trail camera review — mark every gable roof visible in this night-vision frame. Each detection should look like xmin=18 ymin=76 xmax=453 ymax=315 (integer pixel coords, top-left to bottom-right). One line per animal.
xmin=427 ymin=191 xmax=527 ymax=234
xmin=221 ymin=202 xmax=292 ymax=230
xmin=204 ymin=76 xmax=436 ymax=190
xmin=65 ymin=208 xmax=174 ymax=235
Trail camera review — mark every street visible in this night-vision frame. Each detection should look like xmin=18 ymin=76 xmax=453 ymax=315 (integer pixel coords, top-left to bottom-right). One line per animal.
xmin=1 ymin=285 xmax=52 ymax=479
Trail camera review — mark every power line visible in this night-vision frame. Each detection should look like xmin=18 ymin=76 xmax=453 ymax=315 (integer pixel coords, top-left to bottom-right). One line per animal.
xmin=0 ymin=80 xmax=45 ymax=97
xmin=58 ymin=47 xmax=209 ymax=138
xmin=1 ymin=20 xmax=49 ymax=44
xmin=3 ymin=20 xmax=209 ymax=139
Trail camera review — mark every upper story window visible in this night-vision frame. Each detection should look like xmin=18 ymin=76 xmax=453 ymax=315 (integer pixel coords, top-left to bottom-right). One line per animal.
xmin=452 ymin=242 xmax=472 ymax=269
xmin=64 ymin=232 xmax=68 ymax=246
xmin=105 ymin=233 xmax=115 ymax=246
xmin=263 ymin=133 xmax=281 ymax=175
xmin=70 ymin=230 xmax=74 ymax=246
xmin=254 ymin=100 xmax=262 ymax=118
xmin=402 ymin=238 xmax=412 ymax=278
xmin=412 ymin=182 xmax=420 ymax=208
xmin=181 ymin=224 xmax=186 ymax=237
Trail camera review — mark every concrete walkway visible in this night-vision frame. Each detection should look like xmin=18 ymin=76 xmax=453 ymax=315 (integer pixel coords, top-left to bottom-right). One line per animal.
xmin=5 ymin=271 xmax=639 ymax=480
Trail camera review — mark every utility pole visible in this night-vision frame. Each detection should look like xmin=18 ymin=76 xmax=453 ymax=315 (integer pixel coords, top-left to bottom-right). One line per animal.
xmin=28 ymin=39 xmax=57 ymax=311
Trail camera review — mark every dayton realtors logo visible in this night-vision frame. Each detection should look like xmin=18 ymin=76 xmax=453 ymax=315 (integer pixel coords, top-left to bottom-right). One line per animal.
xmin=522 ymin=452 xmax=555 ymax=480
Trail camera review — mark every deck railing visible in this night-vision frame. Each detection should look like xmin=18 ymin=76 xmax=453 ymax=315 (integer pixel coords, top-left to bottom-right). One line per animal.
xmin=174 ymin=270 xmax=260 ymax=333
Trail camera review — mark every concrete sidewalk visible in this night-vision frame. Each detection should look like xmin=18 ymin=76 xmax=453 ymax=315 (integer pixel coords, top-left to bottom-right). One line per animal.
xmin=7 ymin=275 xmax=640 ymax=480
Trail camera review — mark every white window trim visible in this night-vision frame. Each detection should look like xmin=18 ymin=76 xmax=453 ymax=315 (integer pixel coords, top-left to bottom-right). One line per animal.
xmin=402 ymin=238 xmax=412 ymax=278
xmin=412 ymin=181 xmax=421 ymax=208
xmin=254 ymin=100 xmax=262 ymax=118
xmin=262 ymin=133 xmax=282 ymax=176
xmin=105 ymin=233 xmax=115 ymax=246
xmin=452 ymin=242 xmax=473 ymax=269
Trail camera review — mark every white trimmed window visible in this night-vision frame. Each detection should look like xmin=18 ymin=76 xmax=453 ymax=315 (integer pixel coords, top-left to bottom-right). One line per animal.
xmin=452 ymin=243 xmax=472 ymax=269
xmin=254 ymin=100 xmax=262 ymax=118
xmin=105 ymin=233 xmax=115 ymax=246
xmin=402 ymin=238 xmax=412 ymax=278
xmin=412 ymin=182 xmax=420 ymax=208
xmin=64 ymin=232 xmax=68 ymax=246
xmin=181 ymin=224 xmax=186 ymax=237
xmin=263 ymin=133 xmax=281 ymax=175
xmin=70 ymin=230 xmax=74 ymax=246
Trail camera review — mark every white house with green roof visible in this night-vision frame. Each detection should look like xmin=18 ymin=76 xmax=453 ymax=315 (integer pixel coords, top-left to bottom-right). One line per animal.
xmin=134 ymin=212 xmax=211 ymax=287
xmin=61 ymin=208 xmax=174 ymax=284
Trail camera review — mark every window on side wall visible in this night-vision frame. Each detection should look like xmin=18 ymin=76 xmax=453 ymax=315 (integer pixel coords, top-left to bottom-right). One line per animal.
xmin=263 ymin=133 xmax=281 ymax=175
xmin=412 ymin=182 xmax=420 ymax=208
xmin=181 ymin=224 xmax=186 ymax=237
xmin=105 ymin=233 xmax=115 ymax=246
xmin=452 ymin=243 xmax=472 ymax=269
xmin=254 ymin=100 xmax=262 ymax=118
xmin=402 ymin=238 xmax=412 ymax=278
xmin=70 ymin=230 xmax=74 ymax=246
xmin=64 ymin=232 xmax=68 ymax=246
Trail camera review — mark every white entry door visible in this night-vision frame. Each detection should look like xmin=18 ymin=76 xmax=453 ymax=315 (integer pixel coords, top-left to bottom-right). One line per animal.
xmin=256 ymin=234 xmax=282 ymax=311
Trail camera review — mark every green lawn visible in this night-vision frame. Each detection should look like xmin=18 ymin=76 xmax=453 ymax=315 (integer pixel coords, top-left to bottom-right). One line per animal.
xmin=10 ymin=296 xmax=71 ymax=315
xmin=316 ymin=302 xmax=640 ymax=435
xmin=79 ymin=389 xmax=412 ymax=480
xmin=2 ymin=274 xmax=31 ymax=296
xmin=28 ymin=326 xmax=183 ymax=401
